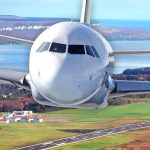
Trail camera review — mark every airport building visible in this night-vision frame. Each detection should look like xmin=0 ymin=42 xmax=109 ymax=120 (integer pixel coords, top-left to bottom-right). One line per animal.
xmin=0 ymin=111 xmax=43 ymax=123
xmin=13 ymin=111 xmax=33 ymax=116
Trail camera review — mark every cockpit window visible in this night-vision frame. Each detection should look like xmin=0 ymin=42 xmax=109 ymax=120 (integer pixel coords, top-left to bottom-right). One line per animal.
xmin=37 ymin=42 xmax=46 ymax=52
xmin=91 ymin=46 xmax=100 ymax=58
xmin=68 ymin=45 xmax=85 ymax=54
xmin=37 ymin=42 xmax=51 ymax=52
xmin=42 ymin=42 xmax=51 ymax=52
xmin=86 ymin=45 xmax=95 ymax=57
xmin=49 ymin=42 xmax=66 ymax=53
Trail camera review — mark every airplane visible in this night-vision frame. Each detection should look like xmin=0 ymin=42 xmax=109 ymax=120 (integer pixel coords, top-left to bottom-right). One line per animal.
xmin=0 ymin=0 xmax=150 ymax=108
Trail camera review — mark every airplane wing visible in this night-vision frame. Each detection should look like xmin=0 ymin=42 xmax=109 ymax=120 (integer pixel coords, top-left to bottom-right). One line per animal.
xmin=0 ymin=69 xmax=30 ymax=90
xmin=0 ymin=34 xmax=34 ymax=45
xmin=0 ymin=35 xmax=33 ymax=90
xmin=0 ymin=69 xmax=27 ymax=83
xmin=113 ymin=49 xmax=150 ymax=55
xmin=109 ymin=80 xmax=150 ymax=98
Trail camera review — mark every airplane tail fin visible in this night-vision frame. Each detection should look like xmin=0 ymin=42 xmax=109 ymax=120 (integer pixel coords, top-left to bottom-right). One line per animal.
xmin=80 ymin=0 xmax=91 ymax=25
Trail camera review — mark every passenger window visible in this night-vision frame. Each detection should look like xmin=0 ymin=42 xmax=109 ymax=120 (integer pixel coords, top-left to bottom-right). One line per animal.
xmin=91 ymin=46 xmax=100 ymax=58
xmin=68 ymin=45 xmax=85 ymax=54
xmin=49 ymin=42 xmax=66 ymax=53
xmin=86 ymin=45 xmax=95 ymax=57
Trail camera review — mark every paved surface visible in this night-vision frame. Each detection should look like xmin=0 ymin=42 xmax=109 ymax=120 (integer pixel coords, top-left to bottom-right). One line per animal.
xmin=16 ymin=121 xmax=150 ymax=150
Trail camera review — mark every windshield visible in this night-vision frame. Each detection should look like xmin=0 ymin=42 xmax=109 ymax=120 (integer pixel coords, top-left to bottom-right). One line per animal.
xmin=49 ymin=42 xmax=66 ymax=53
xmin=91 ymin=46 xmax=100 ymax=58
xmin=68 ymin=45 xmax=85 ymax=54
xmin=86 ymin=45 xmax=95 ymax=57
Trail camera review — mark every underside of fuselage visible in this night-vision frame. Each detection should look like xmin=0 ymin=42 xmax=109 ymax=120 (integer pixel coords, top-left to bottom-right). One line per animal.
xmin=30 ymin=72 xmax=114 ymax=109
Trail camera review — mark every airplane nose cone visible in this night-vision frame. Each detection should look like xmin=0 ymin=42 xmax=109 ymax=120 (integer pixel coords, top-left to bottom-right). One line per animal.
xmin=38 ymin=56 xmax=86 ymax=105
xmin=32 ymin=53 xmax=101 ymax=105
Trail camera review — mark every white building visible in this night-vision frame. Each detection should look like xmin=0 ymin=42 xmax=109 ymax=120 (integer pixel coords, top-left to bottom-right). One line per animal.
xmin=13 ymin=111 xmax=33 ymax=116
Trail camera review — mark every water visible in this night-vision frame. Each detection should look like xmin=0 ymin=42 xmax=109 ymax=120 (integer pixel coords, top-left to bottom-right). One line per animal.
xmin=0 ymin=41 xmax=149 ymax=74
xmin=0 ymin=44 xmax=30 ymax=72
xmin=110 ymin=41 xmax=150 ymax=73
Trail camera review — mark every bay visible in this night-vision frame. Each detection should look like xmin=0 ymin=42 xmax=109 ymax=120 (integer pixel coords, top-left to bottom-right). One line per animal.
xmin=0 ymin=41 xmax=149 ymax=74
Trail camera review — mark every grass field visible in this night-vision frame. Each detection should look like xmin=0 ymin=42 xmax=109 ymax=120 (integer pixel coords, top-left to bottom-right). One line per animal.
xmin=0 ymin=102 xmax=150 ymax=150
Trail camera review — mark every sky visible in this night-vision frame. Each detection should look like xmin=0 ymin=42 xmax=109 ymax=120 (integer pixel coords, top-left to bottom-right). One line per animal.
xmin=0 ymin=0 xmax=150 ymax=20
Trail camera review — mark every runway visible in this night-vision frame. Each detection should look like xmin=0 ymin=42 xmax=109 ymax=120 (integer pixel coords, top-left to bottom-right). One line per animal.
xmin=17 ymin=121 xmax=150 ymax=150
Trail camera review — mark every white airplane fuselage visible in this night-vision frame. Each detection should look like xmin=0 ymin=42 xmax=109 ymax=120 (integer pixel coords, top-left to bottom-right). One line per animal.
xmin=28 ymin=22 xmax=114 ymax=108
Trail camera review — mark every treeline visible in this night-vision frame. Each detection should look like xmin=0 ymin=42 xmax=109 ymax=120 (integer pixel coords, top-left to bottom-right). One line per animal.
xmin=0 ymin=84 xmax=31 ymax=100
xmin=113 ymin=74 xmax=150 ymax=81
xmin=113 ymin=67 xmax=150 ymax=81
xmin=0 ymin=84 xmax=51 ymax=112
xmin=123 ymin=67 xmax=150 ymax=75
xmin=0 ymin=98 xmax=58 ymax=113
xmin=0 ymin=84 xmax=65 ymax=112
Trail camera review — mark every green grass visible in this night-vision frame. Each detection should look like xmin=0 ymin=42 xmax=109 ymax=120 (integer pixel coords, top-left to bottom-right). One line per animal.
xmin=41 ymin=103 xmax=150 ymax=122
xmin=0 ymin=123 xmax=76 ymax=150
xmin=0 ymin=103 xmax=150 ymax=150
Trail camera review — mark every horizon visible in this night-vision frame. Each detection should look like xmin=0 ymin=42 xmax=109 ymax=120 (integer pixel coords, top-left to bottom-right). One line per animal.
xmin=0 ymin=15 xmax=150 ymax=22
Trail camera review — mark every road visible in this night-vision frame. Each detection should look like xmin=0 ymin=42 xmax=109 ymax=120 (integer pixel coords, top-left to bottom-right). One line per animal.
xmin=16 ymin=121 xmax=150 ymax=150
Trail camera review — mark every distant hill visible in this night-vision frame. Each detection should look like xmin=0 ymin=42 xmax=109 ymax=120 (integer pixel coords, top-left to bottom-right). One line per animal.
xmin=0 ymin=17 xmax=150 ymax=43
xmin=0 ymin=15 xmax=24 ymax=19
xmin=94 ymin=26 xmax=150 ymax=41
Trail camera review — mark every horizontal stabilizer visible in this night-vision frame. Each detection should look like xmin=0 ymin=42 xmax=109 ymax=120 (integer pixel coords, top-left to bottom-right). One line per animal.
xmin=0 ymin=35 xmax=34 ymax=45
xmin=109 ymin=80 xmax=150 ymax=98
xmin=114 ymin=80 xmax=150 ymax=92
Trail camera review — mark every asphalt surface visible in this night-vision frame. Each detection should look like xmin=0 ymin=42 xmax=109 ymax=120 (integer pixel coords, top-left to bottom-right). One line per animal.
xmin=16 ymin=121 xmax=150 ymax=150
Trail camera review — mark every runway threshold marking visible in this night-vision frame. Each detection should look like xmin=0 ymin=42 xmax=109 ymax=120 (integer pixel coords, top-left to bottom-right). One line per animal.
xmin=16 ymin=121 xmax=150 ymax=150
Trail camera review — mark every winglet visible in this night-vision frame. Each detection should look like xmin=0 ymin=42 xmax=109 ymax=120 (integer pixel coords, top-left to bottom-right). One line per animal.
xmin=80 ymin=0 xmax=91 ymax=25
